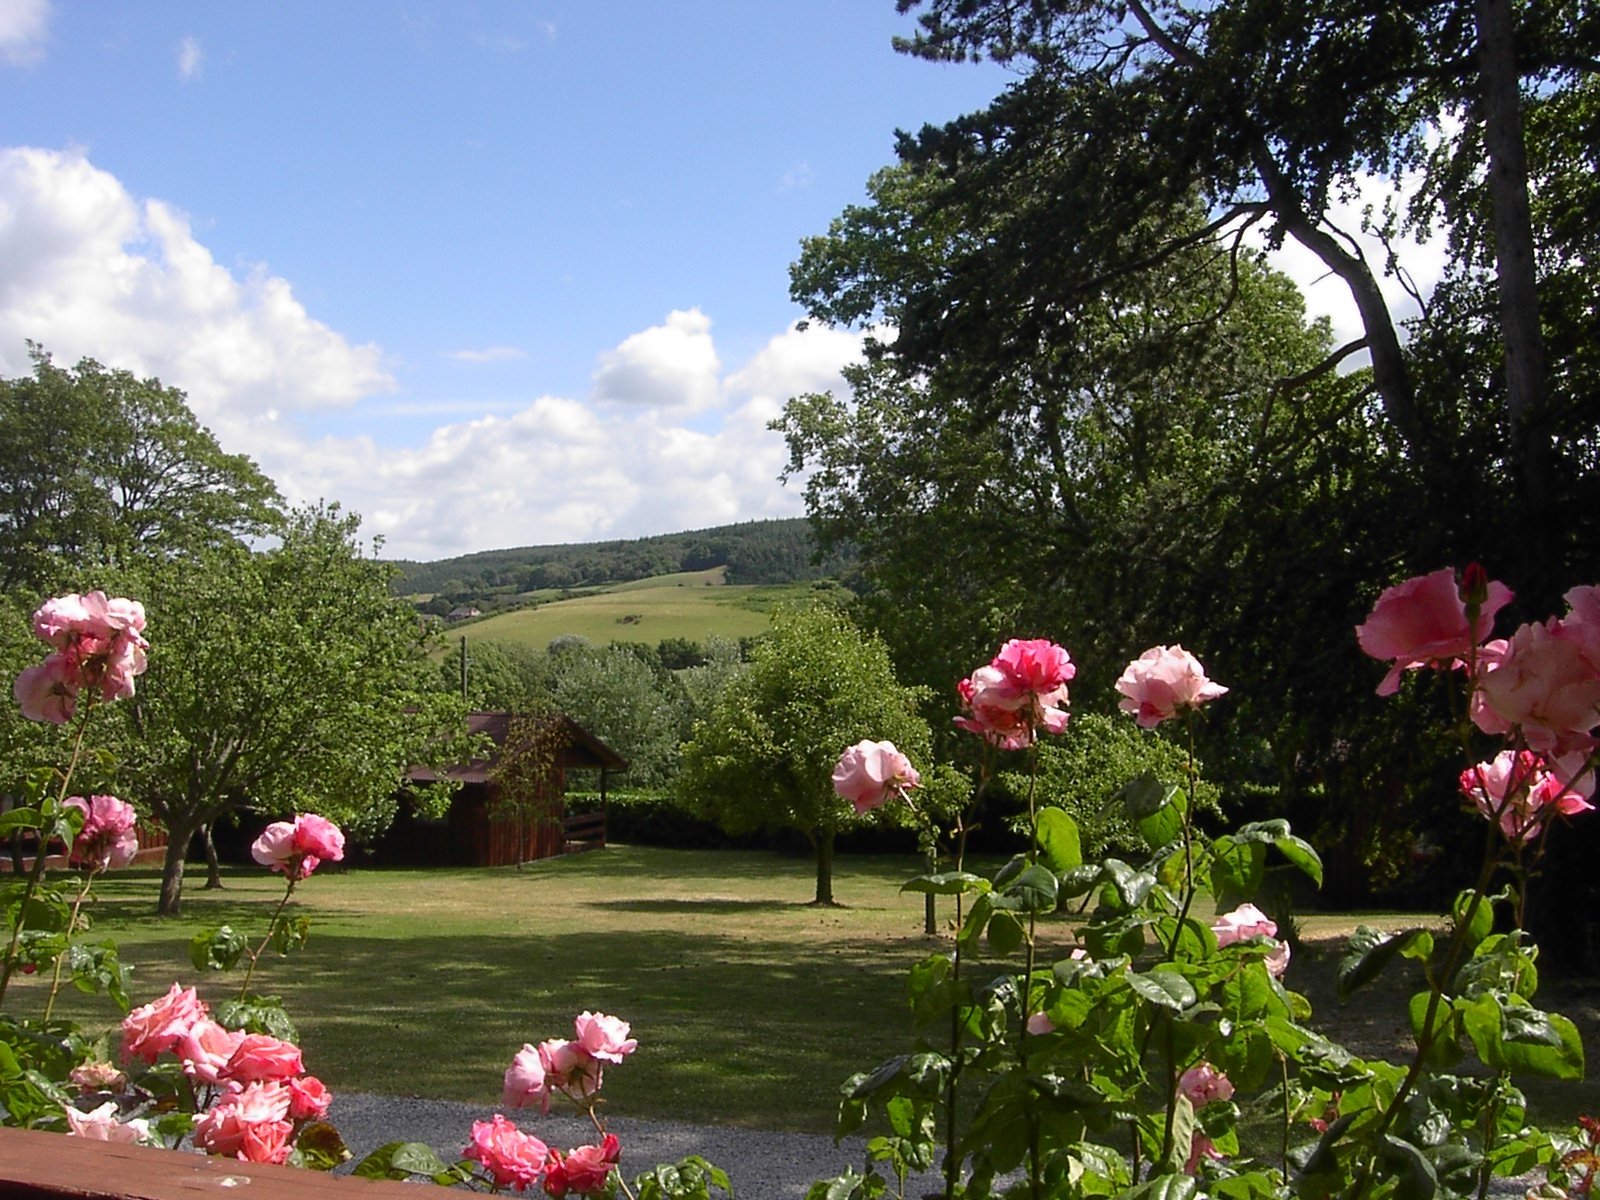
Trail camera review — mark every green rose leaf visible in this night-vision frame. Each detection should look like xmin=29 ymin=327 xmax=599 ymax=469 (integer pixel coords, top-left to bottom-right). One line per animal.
xmin=1035 ymin=806 xmax=1083 ymax=872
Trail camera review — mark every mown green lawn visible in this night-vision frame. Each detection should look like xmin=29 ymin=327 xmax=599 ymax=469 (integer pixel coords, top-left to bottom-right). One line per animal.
xmin=17 ymin=847 xmax=1598 ymax=1135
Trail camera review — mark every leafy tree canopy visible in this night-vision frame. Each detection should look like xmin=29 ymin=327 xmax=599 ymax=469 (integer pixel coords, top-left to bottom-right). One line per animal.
xmin=677 ymin=605 xmax=932 ymax=904
xmin=0 ymin=346 xmax=283 ymax=592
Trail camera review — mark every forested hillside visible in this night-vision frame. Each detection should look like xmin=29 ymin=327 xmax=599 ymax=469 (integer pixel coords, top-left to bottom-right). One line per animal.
xmin=390 ymin=518 xmax=852 ymax=603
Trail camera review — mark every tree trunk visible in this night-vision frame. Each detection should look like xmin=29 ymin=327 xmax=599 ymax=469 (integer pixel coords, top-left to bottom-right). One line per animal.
xmin=157 ymin=824 xmax=194 ymax=916
xmin=1475 ymin=0 xmax=1554 ymax=571
xmin=201 ymin=824 xmax=223 ymax=889
xmin=812 ymin=828 xmax=836 ymax=906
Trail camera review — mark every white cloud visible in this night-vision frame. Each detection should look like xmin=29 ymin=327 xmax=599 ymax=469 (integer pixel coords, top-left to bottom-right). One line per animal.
xmin=590 ymin=307 xmax=722 ymax=412
xmin=0 ymin=147 xmax=837 ymax=560
xmin=778 ymin=162 xmax=814 ymax=192
xmin=0 ymin=146 xmax=394 ymax=420
xmin=0 ymin=0 xmax=49 ymax=66
xmin=448 ymin=345 xmax=526 ymax=363
xmin=176 ymin=35 xmax=203 ymax=80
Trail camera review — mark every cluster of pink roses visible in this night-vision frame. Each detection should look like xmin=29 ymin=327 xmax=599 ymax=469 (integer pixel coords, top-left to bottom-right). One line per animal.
xmin=472 ymin=1013 xmax=637 ymax=1195
xmin=86 ymin=982 xmax=332 ymax=1163
xmin=1358 ymin=566 xmax=1600 ymax=841
xmin=955 ymin=638 xmax=1076 ymax=749
xmin=12 ymin=591 xmax=149 ymax=725
xmin=251 ymin=813 xmax=346 ymax=880
xmin=1178 ymin=1061 xmax=1234 ymax=1172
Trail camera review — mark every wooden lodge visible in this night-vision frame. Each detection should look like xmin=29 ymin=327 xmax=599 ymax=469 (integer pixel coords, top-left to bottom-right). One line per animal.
xmin=374 ymin=711 xmax=628 ymax=868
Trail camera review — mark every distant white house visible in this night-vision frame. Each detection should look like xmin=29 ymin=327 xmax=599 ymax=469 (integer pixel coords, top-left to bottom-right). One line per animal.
xmin=445 ymin=604 xmax=482 ymax=622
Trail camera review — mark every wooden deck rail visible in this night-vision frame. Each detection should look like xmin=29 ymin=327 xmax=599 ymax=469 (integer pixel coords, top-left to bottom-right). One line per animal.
xmin=0 ymin=1126 xmax=422 ymax=1199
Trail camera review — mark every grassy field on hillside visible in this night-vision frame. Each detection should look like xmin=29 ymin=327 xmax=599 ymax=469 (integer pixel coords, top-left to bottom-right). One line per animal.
xmin=458 ymin=575 xmax=821 ymax=649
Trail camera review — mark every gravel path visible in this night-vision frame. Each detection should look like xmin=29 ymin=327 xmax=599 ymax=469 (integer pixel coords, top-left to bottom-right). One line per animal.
xmin=330 ymin=1093 xmax=943 ymax=1199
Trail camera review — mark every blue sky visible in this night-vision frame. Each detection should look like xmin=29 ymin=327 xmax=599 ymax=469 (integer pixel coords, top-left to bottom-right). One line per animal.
xmin=0 ymin=1 xmax=1015 ymax=559
xmin=0 ymin=1 xmax=1438 ymax=562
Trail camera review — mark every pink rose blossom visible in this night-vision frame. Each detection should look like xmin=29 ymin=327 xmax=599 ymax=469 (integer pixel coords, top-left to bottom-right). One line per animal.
xmin=992 ymin=639 xmax=1076 ymax=693
xmin=224 ymin=1034 xmax=305 ymax=1084
xmin=121 ymin=983 xmax=208 ymax=1064
xmin=544 ymin=1134 xmax=621 ymax=1197
xmin=539 ymin=1039 xmax=603 ymax=1104
xmin=1178 ymin=1062 xmax=1235 ymax=1107
xmin=831 ymin=741 xmax=920 ymax=814
xmin=1025 ymin=1012 xmax=1056 ymax=1036
xmin=1356 ymin=567 xmax=1513 ymax=695
xmin=504 ymin=1043 xmax=552 ymax=1112
xmin=68 ymin=1061 xmax=127 ymax=1093
xmin=13 ymin=655 xmax=79 ymax=724
xmin=287 ymin=1075 xmax=332 ymax=1121
xmin=175 ymin=1018 xmax=248 ymax=1086
xmin=1459 ymin=749 xmax=1595 ymax=842
xmin=63 ymin=794 xmax=139 ymax=871
xmin=573 ymin=1011 xmax=637 ymax=1064
xmin=191 ymin=1080 xmax=294 ymax=1163
xmin=955 ymin=640 xmax=1074 ymax=748
xmin=1211 ymin=904 xmax=1290 ymax=977
xmin=465 ymin=1114 xmax=549 ymax=1192
xmin=251 ymin=813 xmax=345 ymax=879
xmin=63 ymin=1101 xmax=151 ymax=1144
xmin=1115 ymin=645 xmax=1228 ymax=729
xmin=1473 ymin=617 xmax=1600 ymax=755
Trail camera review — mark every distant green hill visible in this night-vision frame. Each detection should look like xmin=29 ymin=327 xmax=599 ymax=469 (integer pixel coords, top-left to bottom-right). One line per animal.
xmin=390 ymin=517 xmax=852 ymax=611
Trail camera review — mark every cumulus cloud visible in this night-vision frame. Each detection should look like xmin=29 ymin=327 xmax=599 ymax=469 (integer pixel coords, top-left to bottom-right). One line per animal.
xmin=590 ymin=307 xmax=721 ymax=412
xmin=0 ymin=146 xmax=394 ymax=421
xmin=0 ymin=0 xmax=49 ymax=66
xmin=177 ymin=35 xmax=203 ymax=80
xmin=0 ymin=146 xmax=862 ymax=561
xmin=1253 ymin=169 xmax=1449 ymax=350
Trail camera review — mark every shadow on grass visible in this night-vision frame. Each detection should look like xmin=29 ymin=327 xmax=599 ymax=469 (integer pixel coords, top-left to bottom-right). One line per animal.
xmin=589 ymin=898 xmax=795 ymax=915
xmin=34 ymin=925 xmax=926 ymax=1135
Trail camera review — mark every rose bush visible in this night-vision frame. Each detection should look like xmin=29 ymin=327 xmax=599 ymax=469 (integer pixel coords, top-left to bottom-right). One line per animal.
xmin=1 ymin=590 xmax=733 ymax=1200
xmin=815 ymin=566 xmax=1598 ymax=1200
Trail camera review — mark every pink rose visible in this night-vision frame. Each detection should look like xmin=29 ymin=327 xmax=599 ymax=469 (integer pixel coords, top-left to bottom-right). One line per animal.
xmin=191 ymin=1080 xmax=293 ymax=1162
xmin=1460 ymin=749 xmax=1595 ymax=842
xmin=175 ymin=1018 xmax=248 ymax=1086
xmin=539 ymin=1039 xmax=603 ymax=1103
xmin=465 ymin=1114 xmax=549 ymax=1191
xmin=992 ymin=639 xmax=1076 ymax=693
xmin=224 ymin=1034 xmax=305 ymax=1084
xmin=1178 ymin=1062 xmax=1235 ymax=1106
xmin=504 ymin=1043 xmax=552 ymax=1112
xmin=1356 ymin=567 xmax=1513 ymax=694
xmin=287 ymin=1075 xmax=333 ymax=1121
xmin=544 ymin=1134 xmax=621 ymax=1197
xmin=63 ymin=794 xmax=140 ymax=870
xmin=24 ymin=591 xmax=149 ymax=708
xmin=1115 ymin=645 xmax=1228 ymax=729
xmin=121 ymin=983 xmax=208 ymax=1064
xmin=573 ymin=1011 xmax=637 ymax=1064
xmin=831 ymin=740 xmax=921 ymax=814
xmin=68 ymin=1061 xmax=127 ymax=1093
xmin=1474 ymin=618 xmax=1600 ymax=755
xmin=13 ymin=654 xmax=79 ymax=724
xmin=251 ymin=813 xmax=346 ymax=879
xmin=1211 ymin=904 xmax=1290 ymax=977
xmin=1025 ymin=1012 xmax=1056 ymax=1036
xmin=63 ymin=1101 xmax=151 ymax=1144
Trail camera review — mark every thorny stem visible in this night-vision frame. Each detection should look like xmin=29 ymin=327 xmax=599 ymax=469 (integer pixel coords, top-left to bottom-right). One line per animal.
xmin=240 ymin=874 xmax=299 ymax=999
xmin=0 ymin=712 xmax=93 ymax=1009
xmin=1160 ymin=714 xmax=1202 ymax=1163
xmin=42 ymin=867 xmax=99 ymax=1023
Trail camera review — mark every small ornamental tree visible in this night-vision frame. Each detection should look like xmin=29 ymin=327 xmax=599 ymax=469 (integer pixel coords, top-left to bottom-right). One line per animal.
xmin=677 ymin=605 xmax=931 ymax=904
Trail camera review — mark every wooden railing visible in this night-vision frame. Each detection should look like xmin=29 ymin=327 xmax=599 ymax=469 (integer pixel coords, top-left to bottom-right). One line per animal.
xmin=0 ymin=1126 xmax=422 ymax=1198
xmin=560 ymin=810 xmax=606 ymax=854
